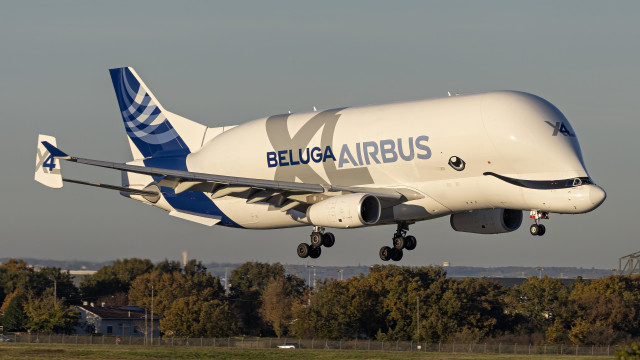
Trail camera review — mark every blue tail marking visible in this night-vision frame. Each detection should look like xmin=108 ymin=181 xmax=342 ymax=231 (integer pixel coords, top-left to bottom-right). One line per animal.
xmin=109 ymin=67 xmax=188 ymax=158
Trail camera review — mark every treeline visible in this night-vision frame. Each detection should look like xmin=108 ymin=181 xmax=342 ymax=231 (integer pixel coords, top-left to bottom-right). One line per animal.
xmin=1 ymin=258 xmax=640 ymax=345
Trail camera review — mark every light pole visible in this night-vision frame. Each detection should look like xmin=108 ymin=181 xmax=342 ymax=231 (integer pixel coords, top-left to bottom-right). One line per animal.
xmin=150 ymin=286 xmax=154 ymax=345
xmin=50 ymin=275 xmax=57 ymax=308
xmin=416 ymin=296 xmax=420 ymax=341
xmin=312 ymin=267 xmax=316 ymax=290
xmin=306 ymin=264 xmax=311 ymax=306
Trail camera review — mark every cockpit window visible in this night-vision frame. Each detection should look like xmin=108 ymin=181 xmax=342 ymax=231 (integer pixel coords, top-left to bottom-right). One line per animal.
xmin=484 ymin=172 xmax=594 ymax=190
xmin=566 ymin=177 xmax=593 ymax=187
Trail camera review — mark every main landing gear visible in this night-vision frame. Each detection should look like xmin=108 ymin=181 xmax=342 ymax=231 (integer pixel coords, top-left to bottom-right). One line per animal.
xmin=380 ymin=222 xmax=417 ymax=262
xmin=297 ymin=226 xmax=335 ymax=259
xmin=529 ymin=210 xmax=549 ymax=236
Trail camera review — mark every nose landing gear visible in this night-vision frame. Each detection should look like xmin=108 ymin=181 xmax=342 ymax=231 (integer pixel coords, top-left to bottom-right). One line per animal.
xmin=297 ymin=226 xmax=335 ymax=259
xmin=529 ymin=210 xmax=549 ymax=236
xmin=380 ymin=222 xmax=417 ymax=262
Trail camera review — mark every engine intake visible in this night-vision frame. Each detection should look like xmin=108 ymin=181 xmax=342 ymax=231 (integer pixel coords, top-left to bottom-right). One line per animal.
xmin=450 ymin=209 xmax=522 ymax=234
xmin=307 ymin=193 xmax=381 ymax=228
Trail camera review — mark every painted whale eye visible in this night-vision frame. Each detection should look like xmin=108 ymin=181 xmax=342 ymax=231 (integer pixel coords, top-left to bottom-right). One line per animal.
xmin=449 ymin=156 xmax=465 ymax=171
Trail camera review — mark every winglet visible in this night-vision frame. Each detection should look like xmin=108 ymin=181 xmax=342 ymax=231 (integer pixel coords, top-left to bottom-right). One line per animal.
xmin=35 ymin=135 xmax=63 ymax=188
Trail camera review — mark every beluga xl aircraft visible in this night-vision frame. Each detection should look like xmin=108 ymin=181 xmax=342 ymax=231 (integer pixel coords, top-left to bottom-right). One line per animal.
xmin=35 ymin=67 xmax=606 ymax=262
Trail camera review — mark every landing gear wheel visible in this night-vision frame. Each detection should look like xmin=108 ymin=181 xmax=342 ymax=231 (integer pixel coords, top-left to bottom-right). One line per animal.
xmin=309 ymin=246 xmax=321 ymax=259
xmin=310 ymin=232 xmax=323 ymax=248
xmin=404 ymin=235 xmax=417 ymax=251
xmin=391 ymin=248 xmax=404 ymax=262
xmin=529 ymin=224 xmax=540 ymax=236
xmin=379 ymin=246 xmax=392 ymax=261
xmin=393 ymin=236 xmax=406 ymax=250
xmin=322 ymin=232 xmax=335 ymax=247
xmin=537 ymin=224 xmax=546 ymax=236
xmin=529 ymin=211 xmax=549 ymax=237
xmin=297 ymin=243 xmax=310 ymax=258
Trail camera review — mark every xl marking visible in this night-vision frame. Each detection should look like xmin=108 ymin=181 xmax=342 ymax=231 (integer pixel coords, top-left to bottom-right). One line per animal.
xmin=265 ymin=109 xmax=374 ymax=186
xmin=36 ymin=148 xmax=61 ymax=174
xmin=545 ymin=121 xmax=575 ymax=137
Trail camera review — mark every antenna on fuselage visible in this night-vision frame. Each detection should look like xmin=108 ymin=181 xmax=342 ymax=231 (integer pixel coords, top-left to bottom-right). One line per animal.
xmin=313 ymin=106 xmax=317 ymax=111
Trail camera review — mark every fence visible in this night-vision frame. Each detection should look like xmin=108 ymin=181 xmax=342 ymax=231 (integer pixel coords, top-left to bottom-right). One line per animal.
xmin=2 ymin=333 xmax=626 ymax=356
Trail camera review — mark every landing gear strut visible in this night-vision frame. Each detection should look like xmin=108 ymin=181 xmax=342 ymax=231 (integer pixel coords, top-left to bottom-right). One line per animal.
xmin=380 ymin=222 xmax=417 ymax=262
xmin=529 ymin=210 xmax=549 ymax=236
xmin=297 ymin=226 xmax=335 ymax=259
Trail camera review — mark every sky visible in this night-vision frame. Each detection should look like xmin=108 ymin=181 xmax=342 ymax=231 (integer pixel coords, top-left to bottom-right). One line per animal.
xmin=1 ymin=1 xmax=638 ymax=269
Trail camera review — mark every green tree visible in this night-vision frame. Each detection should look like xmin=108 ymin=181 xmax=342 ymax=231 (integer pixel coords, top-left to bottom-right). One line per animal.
xmin=260 ymin=277 xmax=295 ymax=338
xmin=430 ymin=277 xmax=508 ymax=342
xmin=23 ymin=290 xmax=78 ymax=333
xmin=155 ymin=259 xmax=182 ymax=274
xmin=80 ymin=258 xmax=154 ymax=301
xmin=128 ymin=263 xmax=224 ymax=317
xmin=36 ymin=267 xmax=79 ymax=304
xmin=545 ymin=319 xmax=567 ymax=344
xmin=1 ymin=290 xmax=23 ymax=315
xmin=159 ymin=296 xmax=236 ymax=337
xmin=197 ymin=299 xmax=237 ymax=337
xmin=506 ymin=276 xmax=570 ymax=335
xmin=0 ymin=259 xmax=33 ymax=297
xmin=128 ymin=261 xmax=233 ymax=338
xmin=568 ymin=317 xmax=590 ymax=345
xmin=292 ymin=265 xmax=450 ymax=341
xmin=291 ymin=278 xmax=368 ymax=340
xmin=2 ymin=292 xmax=27 ymax=331
xmin=617 ymin=342 xmax=640 ymax=360
xmin=230 ymin=262 xmax=304 ymax=336
xmin=159 ymin=296 xmax=201 ymax=337
xmin=0 ymin=261 xmax=75 ymax=301
xmin=567 ymin=275 xmax=640 ymax=344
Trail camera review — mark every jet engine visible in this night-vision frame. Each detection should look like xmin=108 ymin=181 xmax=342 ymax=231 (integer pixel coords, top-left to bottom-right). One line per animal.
xmin=450 ymin=209 xmax=522 ymax=234
xmin=306 ymin=193 xmax=381 ymax=228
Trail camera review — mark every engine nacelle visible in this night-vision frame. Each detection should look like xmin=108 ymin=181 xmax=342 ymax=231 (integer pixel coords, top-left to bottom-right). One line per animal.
xmin=450 ymin=209 xmax=523 ymax=234
xmin=307 ymin=193 xmax=381 ymax=229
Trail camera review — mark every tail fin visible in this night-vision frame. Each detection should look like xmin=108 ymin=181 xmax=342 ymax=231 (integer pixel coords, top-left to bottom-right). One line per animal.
xmin=109 ymin=67 xmax=208 ymax=159
xmin=35 ymin=134 xmax=63 ymax=188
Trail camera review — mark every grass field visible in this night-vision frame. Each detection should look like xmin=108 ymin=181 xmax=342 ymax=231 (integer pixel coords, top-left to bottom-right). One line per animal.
xmin=0 ymin=343 xmax=615 ymax=360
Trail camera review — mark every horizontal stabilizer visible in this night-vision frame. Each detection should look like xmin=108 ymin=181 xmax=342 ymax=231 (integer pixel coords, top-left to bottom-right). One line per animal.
xmin=41 ymin=141 xmax=69 ymax=159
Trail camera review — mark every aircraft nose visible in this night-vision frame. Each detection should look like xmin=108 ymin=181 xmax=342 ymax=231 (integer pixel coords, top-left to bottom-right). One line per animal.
xmin=589 ymin=185 xmax=606 ymax=209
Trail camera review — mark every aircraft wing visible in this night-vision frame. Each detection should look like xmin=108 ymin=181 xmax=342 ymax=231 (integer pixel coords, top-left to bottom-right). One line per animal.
xmin=40 ymin=140 xmax=418 ymax=211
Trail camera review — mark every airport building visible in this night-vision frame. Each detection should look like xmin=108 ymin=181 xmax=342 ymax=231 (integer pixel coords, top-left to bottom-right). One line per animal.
xmin=75 ymin=303 xmax=160 ymax=338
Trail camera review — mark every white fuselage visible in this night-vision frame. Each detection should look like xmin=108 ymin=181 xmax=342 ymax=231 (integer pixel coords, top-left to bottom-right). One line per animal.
xmin=137 ymin=91 xmax=604 ymax=229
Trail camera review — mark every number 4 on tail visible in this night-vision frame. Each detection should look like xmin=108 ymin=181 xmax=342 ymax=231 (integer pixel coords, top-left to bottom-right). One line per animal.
xmin=43 ymin=154 xmax=56 ymax=171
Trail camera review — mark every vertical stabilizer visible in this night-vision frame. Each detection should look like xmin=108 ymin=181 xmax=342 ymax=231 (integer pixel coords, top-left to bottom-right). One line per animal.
xmin=109 ymin=67 xmax=208 ymax=159
xmin=35 ymin=134 xmax=63 ymax=188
